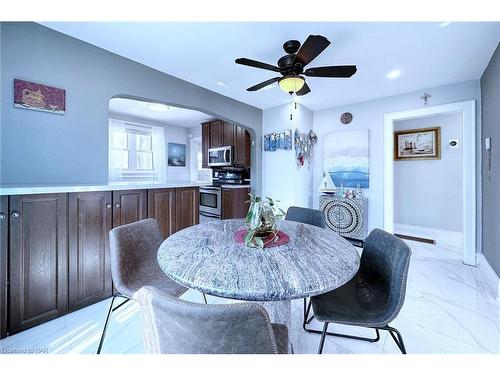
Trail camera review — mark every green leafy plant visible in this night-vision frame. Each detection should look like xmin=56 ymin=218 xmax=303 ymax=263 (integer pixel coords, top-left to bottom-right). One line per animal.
xmin=244 ymin=194 xmax=285 ymax=248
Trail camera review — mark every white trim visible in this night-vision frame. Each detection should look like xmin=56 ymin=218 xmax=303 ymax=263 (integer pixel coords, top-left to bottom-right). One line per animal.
xmin=394 ymin=223 xmax=462 ymax=248
xmin=477 ymin=254 xmax=500 ymax=300
xmin=384 ymin=100 xmax=477 ymax=266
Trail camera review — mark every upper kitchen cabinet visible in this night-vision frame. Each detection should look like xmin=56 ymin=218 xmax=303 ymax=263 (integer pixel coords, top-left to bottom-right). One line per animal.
xmin=202 ymin=122 xmax=210 ymax=168
xmin=202 ymin=119 xmax=251 ymax=168
xmin=112 ymin=189 xmax=147 ymax=227
xmin=8 ymin=194 xmax=68 ymax=334
xmin=233 ymin=126 xmax=251 ymax=168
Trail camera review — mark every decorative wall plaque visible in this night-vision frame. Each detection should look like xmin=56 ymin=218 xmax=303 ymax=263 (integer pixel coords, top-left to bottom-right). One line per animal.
xmin=340 ymin=112 xmax=353 ymax=124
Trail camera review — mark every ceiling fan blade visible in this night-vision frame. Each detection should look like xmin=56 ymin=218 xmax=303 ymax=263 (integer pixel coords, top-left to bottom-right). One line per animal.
xmin=293 ymin=35 xmax=330 ymax=67
xmin=296 ymin=82 xmax=311 ymax=96
xmin=304 ymin=65 xmax=357 ymax=78
xmin=235 ymin=58 xmax=281 ymax=72
xmin=246 ymin=77 xmax=281 ymax=91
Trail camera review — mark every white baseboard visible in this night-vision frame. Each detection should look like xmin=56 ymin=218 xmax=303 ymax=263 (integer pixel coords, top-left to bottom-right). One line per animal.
xmin=477 ymin=254 xmax=500 ymax=300
xmin=394 ymin=223 xmax=462 ymax=248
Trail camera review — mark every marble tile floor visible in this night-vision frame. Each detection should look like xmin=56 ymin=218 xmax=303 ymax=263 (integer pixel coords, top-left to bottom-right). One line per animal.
xmin=1 ymin=240 xmax=499 ymax=354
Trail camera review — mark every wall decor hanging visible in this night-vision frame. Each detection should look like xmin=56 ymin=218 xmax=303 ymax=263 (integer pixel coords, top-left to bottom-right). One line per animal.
xmin=294 ymin=129 xmax=318 ymax=166
xmin=340 ymin=112 xmax=353 ymax=124
xmin=168 ymin=143 xmax=187 ymax=167
xmin=394 ymin=126 xmax=441 ymax=160
xmin=264 ymin=129 xmax=293 ymax=151
xmin=323 ymin=129 xmax=370 ymax=188
xmin=14 ymin=79 xmax=65 ymax=114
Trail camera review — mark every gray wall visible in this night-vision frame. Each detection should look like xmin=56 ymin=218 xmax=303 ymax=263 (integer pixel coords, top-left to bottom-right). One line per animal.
xmin=0 ymin=22 xmax=263 ymax=192
xmin=394 ymin=113 xmax=463 ymax=232
xmin=481 ymin=43 xmax=500 ymax=277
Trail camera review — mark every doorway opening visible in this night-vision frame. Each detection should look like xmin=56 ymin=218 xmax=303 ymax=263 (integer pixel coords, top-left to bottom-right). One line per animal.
xmin=383 ymin=101 xmax=476 ymax=266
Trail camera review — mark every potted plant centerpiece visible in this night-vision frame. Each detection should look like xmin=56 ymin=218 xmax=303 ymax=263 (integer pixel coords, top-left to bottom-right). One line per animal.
xmin=244 ymin=194 xmax=285 ymax=248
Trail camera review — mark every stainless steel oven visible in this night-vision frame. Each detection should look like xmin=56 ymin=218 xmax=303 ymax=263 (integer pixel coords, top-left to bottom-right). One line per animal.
xmin=208 ymin=146 xmax=232 ymax=167
xmin=199 ymin=186 xmax=221 ymax=221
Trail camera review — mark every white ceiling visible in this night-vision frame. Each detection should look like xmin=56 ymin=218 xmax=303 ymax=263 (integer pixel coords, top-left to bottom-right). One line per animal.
xmin=42 ymin=22 xmax=500 ymax=111
xmin=109 ymin=97 xmax=214 ymax=128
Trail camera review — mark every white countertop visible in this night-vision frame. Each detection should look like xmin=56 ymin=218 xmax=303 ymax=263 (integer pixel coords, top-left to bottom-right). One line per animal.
xmin=219 ymin=185 xmax=251 ymax=189
xmin=0 ymin=181 xmax=211 ymax=196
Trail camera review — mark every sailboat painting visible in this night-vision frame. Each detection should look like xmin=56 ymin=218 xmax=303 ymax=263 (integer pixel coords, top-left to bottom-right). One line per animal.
xmin=323 ymin=129 xmax=370 ymax=188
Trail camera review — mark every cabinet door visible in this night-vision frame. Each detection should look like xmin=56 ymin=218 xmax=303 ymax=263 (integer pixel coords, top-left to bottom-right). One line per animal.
xmin=0 ymin=196 xmax=7 ymax=338
xmin=9 ymin=194 xmax=68 ymax=334
xmin=209 ymin=120 xmax=221 ymax=148
xmin=148 ymin=189 xmax=177 ymax=238
xmin=68 ymin=192 xmax=112 ymax=311
xmin=221 ymin=188 xmax=233 ymax=220
xmin=112 ymin=190 xmax=147 ymax=227
xmin=202 ymin=122 xmax=210 ymax=168
xmin=222 ymin=121 xmax=234 ymax=146
xmin=175 ymin=187 xmax=199 ymax=231
xmin=234 ymin=126 xmax=251 ymax=168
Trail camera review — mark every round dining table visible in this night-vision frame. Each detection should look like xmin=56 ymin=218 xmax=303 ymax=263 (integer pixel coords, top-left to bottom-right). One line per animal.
xmin=157 ymin=218 xmax=360 ymax=349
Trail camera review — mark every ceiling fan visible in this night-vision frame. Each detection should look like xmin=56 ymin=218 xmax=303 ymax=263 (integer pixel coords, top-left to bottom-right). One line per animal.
xmin=235 ymin=35 xmax=357 ymax=96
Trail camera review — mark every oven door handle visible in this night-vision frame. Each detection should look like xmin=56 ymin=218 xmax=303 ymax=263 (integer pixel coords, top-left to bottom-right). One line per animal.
xmin=200 ymin=212 xmax=220 ymax=219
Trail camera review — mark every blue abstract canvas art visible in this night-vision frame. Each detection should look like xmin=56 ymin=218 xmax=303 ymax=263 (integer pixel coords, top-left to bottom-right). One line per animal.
xmin=168 ymin=143 xmax=186 ymax=167
xmin=323 ymin=129 xmax=370 ymax=188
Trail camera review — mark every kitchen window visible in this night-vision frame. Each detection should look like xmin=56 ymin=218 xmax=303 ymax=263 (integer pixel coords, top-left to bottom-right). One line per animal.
xmin=109 ymin=119 xmax=166 ymax=182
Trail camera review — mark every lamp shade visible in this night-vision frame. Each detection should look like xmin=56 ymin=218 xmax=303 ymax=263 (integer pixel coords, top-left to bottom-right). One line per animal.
xmin=278 ymin=75 xmax=305 ymax=94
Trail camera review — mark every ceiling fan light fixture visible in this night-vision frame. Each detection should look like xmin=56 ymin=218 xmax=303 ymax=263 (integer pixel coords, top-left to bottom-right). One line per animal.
xmin=279 ymin=75 xmax=305 ymax=94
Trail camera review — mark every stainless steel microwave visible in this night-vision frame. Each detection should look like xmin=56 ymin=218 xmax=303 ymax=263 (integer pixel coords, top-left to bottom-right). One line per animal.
xmin=208 ymin=146 xmax=232 ymax=167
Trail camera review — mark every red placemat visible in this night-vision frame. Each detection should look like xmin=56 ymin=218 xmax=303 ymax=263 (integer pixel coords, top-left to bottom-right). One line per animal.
xmin=234 ymin=229 xmax=290 ymax=248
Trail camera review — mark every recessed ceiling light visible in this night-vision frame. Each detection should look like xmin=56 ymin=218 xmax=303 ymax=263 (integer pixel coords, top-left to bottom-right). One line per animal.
xmin=438 ymin=22 xmax=451 ymax=28
xmin=147 ymin=102 xmax=170 ymax=112
xmin=387 ymin=69 xmax=402 ymax=80
xmin=216 ymin=81 xmax=229 ymax=89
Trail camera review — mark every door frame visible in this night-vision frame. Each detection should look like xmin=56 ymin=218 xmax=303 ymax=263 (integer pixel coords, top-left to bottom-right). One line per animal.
xmin=383 ymin=100 xmax=476 ymax=266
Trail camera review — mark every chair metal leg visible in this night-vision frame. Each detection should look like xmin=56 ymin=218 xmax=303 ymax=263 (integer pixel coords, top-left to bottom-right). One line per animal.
xmin=202 ymin=293 xmax=208 ymax=304
xmin=384 ymin=325 xmax=407 ymax=354
xmin=302 ymin=299 xmax=313 ymax=331
xmin=317 ymin=322 xmax=329 ymax=354
xmin=97 ymin=294 xmax=129 ymax=354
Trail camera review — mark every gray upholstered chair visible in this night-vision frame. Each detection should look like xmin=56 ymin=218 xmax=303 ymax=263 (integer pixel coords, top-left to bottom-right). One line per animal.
xmin=97 ymin=218 xmax=191 ymax=354
xmin=304 ymin=228 xmax=411 ymax=354
xmin=285 ymin=206 xmax=326 ymax=327
xmin=134 ymin=286 xmax=289 ymax=354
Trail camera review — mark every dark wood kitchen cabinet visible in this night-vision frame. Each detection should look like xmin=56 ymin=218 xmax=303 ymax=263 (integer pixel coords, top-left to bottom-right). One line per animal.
xmin=222 ymin=187 xmax=251 ymax=220
xmin=209 ymin=120 xmax=222 ymax=148
xmin=8 ymin=194 xmax=68 ymax=334
xmin=0 ymin=196 xmax=7 ymax=339
xmin=112 ymin=189 xmax=147 ymax=227
xmin=202 ymin=119 xmax=251 ymax=168
xmin=68 ymin=191 xmax=113 ymax=312
xmin=148 ymin=188 xmax=177 ymax=238
xmin=233 ymin=126 xmax=251 ymax=168
xmin=202 ymin=122 xmax=210 ymax=168
xmin=175 ymin=187 xmax=199 ymax=231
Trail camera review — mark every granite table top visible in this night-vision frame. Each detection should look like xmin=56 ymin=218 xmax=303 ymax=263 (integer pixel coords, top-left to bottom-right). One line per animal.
xmin=157 ymin=219 xmax=360 ymax=301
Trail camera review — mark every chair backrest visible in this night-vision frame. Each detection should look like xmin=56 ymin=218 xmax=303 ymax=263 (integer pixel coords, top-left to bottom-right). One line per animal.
xmin=134 ymin=286 xmax=279 ymax=354
xmin=285 ymin=206 xmax=326 ymax=228
xmin=109 ymin=218 xmax=164 ymax=298
xmin=360 ymin=229 xmax=412 ymax=323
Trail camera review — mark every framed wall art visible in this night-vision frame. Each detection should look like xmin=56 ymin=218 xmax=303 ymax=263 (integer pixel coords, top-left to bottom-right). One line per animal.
xmin=168 ymin=143 xmax=186 ymax=167
xmin=14 ymin=79 xmax=66 ymax=114
xmin=394 ymin=126 xmax=441 ymax=160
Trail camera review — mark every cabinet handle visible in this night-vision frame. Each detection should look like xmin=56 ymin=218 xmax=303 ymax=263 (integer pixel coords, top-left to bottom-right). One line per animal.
xmin=115 ymin=203 xmax=121 ymax=208
xmin=106 ymin=203 xmax=112 ymax=208
xmin=11 ymin=211 xmax=20 ymax=218
xmin=0 ymin=213 xmax=5 ymax=220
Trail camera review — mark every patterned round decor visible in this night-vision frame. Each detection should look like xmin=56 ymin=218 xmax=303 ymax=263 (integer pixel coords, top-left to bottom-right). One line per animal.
xmin=320 ymin=197 xmax=366 ymax=240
